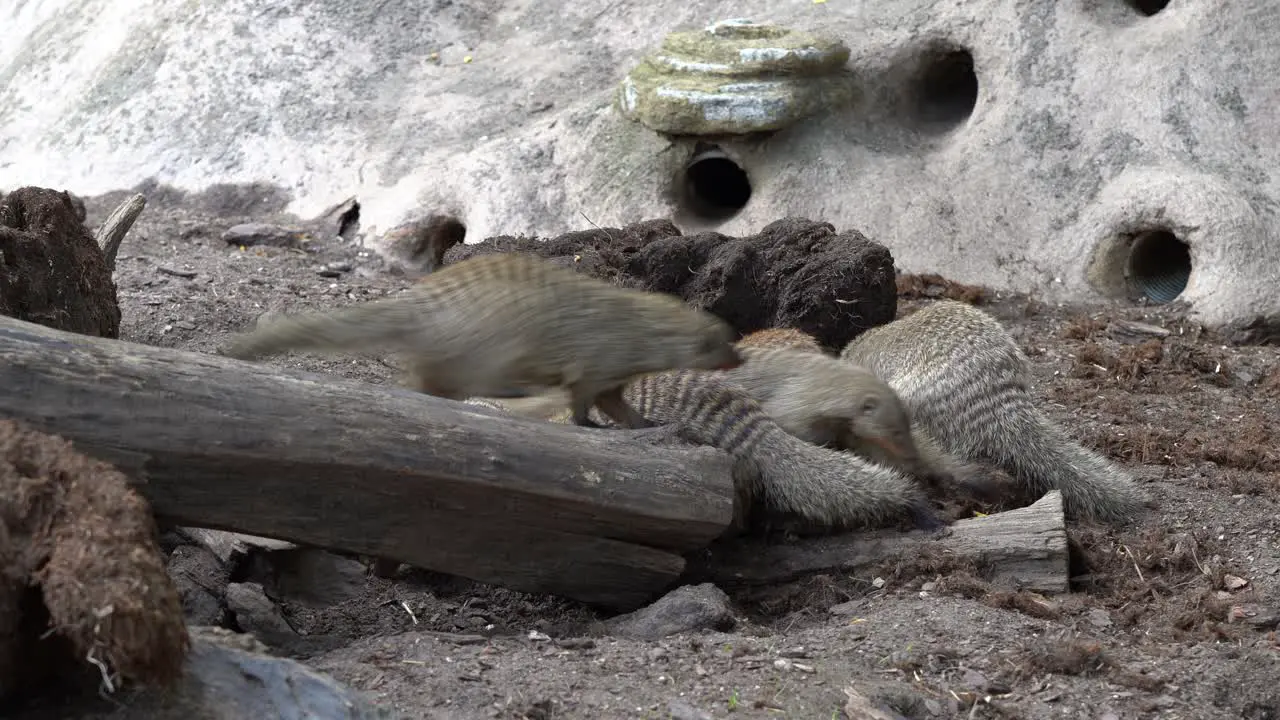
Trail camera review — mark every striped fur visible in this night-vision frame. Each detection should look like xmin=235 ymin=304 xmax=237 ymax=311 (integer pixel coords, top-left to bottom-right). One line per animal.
xmin=841 ymin=300 xmax=1147 ymax=524
xmin=735 ymin=327 xmax=826 ymax=354
xmin=494 ymin=371 xmax=941 ymax=532
xmin=733 ymin=334 xmax=985 ymax=490
xmin=220 ymin=252 xmax=741 ymax=427
xmin=723 ymin=346 xmax=931 ymax=476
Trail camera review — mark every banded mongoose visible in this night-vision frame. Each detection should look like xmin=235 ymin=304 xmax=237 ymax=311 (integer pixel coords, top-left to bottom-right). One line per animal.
xmin=484 ymin=373 xmax=943 ymax=533
xmin=734 ymin=329 xmax=991 ymax=494
xmin=840 ymin=300 xmax=1147 ymax=524
xmin=720 ymin=346 xmax=945 ymax=483
xmin=736 ymin=327 xmax=826 ymax=354
xmin=221 ymin=252 xmax=743 ymax=429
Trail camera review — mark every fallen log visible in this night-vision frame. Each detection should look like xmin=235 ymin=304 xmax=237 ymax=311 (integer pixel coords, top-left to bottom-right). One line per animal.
xmin=689 ymin=491 xmax=1069 ymax=594
xmin=0 ymin=314 xmax=736 ymax=610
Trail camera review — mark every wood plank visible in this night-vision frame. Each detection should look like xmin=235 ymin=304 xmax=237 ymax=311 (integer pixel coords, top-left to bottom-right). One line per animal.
xmin=689 ymin=491 xmax=1069 ymax=594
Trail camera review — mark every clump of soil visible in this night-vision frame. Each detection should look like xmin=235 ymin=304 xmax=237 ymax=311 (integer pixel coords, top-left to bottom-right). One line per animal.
xmin=0 ymin=187 xmax=121 ymax=338
xmin=0 ymin=420 xmax=189 ymax=708
xmin=895 ymin=272 xmax=989 ymax=304
xmin=381 ymin=214 xmax=468 ymax=274
xmin=445 ymin=216 xmax=897 ymax=350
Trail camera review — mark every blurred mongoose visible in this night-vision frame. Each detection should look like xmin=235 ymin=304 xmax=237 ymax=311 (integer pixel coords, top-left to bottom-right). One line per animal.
xmin=221 ymin=252 xmax=743 ymax=428
xmin=480 ymin=372 xmax=943 ymax=533
xmin=736 ymin=327 xmax=826 ymax=354
xmin=841 ymin=300 xmax=1147 ymax=524
xmin=734 ymin=329 xmax=989 ymax=493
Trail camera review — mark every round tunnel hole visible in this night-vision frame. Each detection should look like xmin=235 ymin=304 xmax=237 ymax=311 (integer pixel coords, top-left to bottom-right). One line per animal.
xmin=1126 ymin=229 xmax=1191 ymax=304
xmin=681 ymin=146 xmax=752 ymax=223
xmin=1125 ymin=0 xmax=1170 ymax=17
xmin=914 ymin=47 xmax=979 ymax=129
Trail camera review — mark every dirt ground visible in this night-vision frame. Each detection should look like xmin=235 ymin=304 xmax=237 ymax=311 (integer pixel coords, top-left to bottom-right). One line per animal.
xmin=72 ymin=188 xmax=1280 ymax=719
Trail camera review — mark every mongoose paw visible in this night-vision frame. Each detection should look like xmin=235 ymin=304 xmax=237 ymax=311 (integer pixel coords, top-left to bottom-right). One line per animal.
xmin=907 ymin=504 xmax=947 ymax=533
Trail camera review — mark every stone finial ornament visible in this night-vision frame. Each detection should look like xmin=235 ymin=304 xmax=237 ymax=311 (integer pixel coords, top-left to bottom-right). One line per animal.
xmin=617 ymin=19 xmax=854 ymax=135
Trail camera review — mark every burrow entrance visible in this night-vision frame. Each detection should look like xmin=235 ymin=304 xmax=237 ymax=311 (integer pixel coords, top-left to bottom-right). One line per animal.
xmin=1089 ymin=227 xmax=1193 ymax=304
xmin=677 ymin=144 xmax=753 ymax=223
xmin=1124 ymin=229 xmax=1191 ymax=303
xmin=912 ymin=46 xmax=979 ymax=131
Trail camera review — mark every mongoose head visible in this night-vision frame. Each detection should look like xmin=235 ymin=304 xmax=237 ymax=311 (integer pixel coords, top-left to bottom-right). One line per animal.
xmin=842 ymin=385 xmax=930 ymax=478
xmin=650 ymin=307 xmax=742 ymax=372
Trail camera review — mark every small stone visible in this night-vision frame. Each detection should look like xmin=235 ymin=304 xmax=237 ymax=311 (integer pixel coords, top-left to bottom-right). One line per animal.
xmin=224 ymin=582 xmax=298 ymax=647
xmin=606 ymin=583 xmax=736 ymax=641
xmin=1223 ymin=574 xmax=1249 ymax=590
xmin=1087 ymin=609 xmax=1113 ymax=628
xmin=556 ymin=637 xmax=596 ymax=650
xmin=317 ymin=260 xmax=353 ymax=277
xmin=828 ymin=600 xmax=862 ymax=616
xmin=244 ymin=548 xmax=368 ymax=608
xmin=1228 ymin=604 xmax=1280 ymax=629
xmin=667 ymin=699 xmax=713 ymax=720
xmin=167 ymin=545 xmax=229 ymax=626
xmin=962 ymin=668 xmax=989 ymax=691
xmin=222 ymin=222 xmax=310 ymax=248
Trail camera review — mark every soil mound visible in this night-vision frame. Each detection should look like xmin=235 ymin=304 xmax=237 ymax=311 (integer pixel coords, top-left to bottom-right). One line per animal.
xmin=445 ymin=217 xmax=897 ymax=349
xmin=0 ymin=187 xmax=120 ymax=338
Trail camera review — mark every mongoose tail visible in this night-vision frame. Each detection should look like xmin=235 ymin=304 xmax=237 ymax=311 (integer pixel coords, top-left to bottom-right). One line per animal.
xmin=221 ymin=252 xmax=744 ymax=429
xmin=842 ymin=300 xmax=1147 ymax=524
xmin=221 ymin=297 xmax=422 ymax=361
xmin=736 ymin=327 xmax=826 ymax=354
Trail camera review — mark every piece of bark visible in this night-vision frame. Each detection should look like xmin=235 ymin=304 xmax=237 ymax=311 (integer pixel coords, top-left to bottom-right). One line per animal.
xmin=689 ymin=491 xmax=1069 ymax=594
xmin=94 ymin=192 xmax=146 ymax=271
xmin=0 ymin=314 xmax=736 ymax=610
xmin=180 ymin=529 xmax=298 ymax=566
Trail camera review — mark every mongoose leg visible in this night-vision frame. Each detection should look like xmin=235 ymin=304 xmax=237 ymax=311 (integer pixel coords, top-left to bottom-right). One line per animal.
xmin=568 ymin=388 xmax=608 ymax=428
xmin=405 ymin=365 xmax=458 ymax=398
xmin=593 ymin=386 xmax=656 ymax=430
xmin=907 ymin=503 xmax=946 ymax=532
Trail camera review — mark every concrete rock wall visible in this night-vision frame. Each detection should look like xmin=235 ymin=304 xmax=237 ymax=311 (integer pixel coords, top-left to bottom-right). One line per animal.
xmin=2 ymin=0 xmax=1277 ymax=326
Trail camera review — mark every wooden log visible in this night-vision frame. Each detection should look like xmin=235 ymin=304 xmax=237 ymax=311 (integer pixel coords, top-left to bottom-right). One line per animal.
xmin=0 ymin=314 xmax=737 ymax=610
xmin=689 ymin=491 xmax=1069 ymax=594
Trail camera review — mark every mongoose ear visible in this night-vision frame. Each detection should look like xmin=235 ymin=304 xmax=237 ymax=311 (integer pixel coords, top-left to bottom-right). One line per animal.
xmin=860 ymin=396 xmax=880 ymax=414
